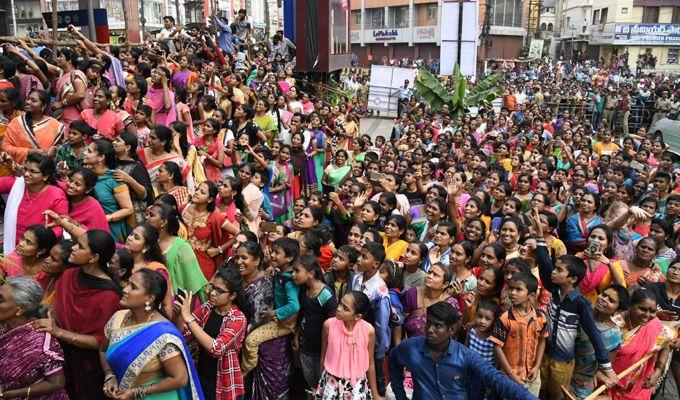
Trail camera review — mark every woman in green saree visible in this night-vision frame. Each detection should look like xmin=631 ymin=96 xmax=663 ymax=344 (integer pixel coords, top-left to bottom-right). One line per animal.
xmin=322 ymin=149 xmax=351 ymax=190
xmin=145 ymin=204 xmax=208 ymax=302
xmin=253 ymin=98 xmax=278 ymax=147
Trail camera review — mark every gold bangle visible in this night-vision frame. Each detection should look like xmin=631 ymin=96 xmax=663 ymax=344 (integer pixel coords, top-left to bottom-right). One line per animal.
xmin=26 ymin=386 xmax=31 ymax=399
xmin=71 ymin=332 xmax=78 ymax=344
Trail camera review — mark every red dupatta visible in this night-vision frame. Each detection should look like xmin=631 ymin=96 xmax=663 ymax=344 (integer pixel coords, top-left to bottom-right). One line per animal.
xmin=610 ymin=317 xmax=665 ymax=400
xmin=580 ymin=261 xmax=609 ymax=294
xmin=208 ymin=210 xmax=226 ymax=269
xmin=53 ymin=268 xmax=121 ymax=343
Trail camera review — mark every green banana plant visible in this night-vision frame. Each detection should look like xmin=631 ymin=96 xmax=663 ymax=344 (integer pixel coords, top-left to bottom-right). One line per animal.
xmin=414 ymin=64 xmax=502 ymax=115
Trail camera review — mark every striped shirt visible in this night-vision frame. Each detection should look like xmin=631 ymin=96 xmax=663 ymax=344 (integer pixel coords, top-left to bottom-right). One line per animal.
xmin=469 ymin=328 xmax=495 ymax=363
xmin=468 ymin=329 xmax=496 ymax=400
xmin=535 ymin=242 xmax=612 ymax=369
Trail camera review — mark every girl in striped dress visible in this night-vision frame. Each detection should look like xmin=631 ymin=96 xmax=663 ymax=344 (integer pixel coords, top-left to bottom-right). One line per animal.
xmin=467 ymin=299 xmax=502 ymax=400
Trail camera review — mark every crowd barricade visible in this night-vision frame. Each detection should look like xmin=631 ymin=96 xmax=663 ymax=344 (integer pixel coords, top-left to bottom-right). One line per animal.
xmin=540 ymin=100 xmax=658 ymax=133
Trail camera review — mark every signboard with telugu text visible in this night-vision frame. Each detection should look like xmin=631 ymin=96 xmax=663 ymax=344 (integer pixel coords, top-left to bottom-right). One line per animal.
xmin=613 ymin=24 xmax=680 ymax=45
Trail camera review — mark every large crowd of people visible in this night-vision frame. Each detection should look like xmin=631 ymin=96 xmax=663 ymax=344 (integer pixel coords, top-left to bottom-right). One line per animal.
xmin=1 ymin=8 xmax=680 ymax=400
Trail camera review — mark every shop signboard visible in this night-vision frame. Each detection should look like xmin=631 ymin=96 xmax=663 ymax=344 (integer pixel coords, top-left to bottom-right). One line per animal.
xmin=613 ymin=24 xmax=680 ymax=45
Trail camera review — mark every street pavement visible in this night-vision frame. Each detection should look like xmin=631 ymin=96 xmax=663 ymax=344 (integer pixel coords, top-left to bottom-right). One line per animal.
xmin=361 ymin=116 xmax=395 ymax=141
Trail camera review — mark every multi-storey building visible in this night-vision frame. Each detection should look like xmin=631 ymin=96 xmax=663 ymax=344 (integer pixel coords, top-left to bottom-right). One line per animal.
xmin=349 ymin=0 xmax=442 ymax=66
xmin=478 ymin=0 xmax=532 ymax=59
xmin=588 ymin=0 xmax=680 ymax=71
xmin=349 ymin=0 xmax=533 ymax=67
xmin=2 ymin=0 xmax=281 ymax=43
xmin=558 ymin=0 xmax=596 ymax=59
xmin=539 ymin=0 xmax=561 ymax=55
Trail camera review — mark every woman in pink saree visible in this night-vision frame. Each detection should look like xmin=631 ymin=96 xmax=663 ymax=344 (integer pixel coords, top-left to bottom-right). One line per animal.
xmin=145 ymin=67 xmax=176 ymax=127
xmin=236 ymin=163 xmax=263 ymax=236
xmin=53 ymin=48 xmax=86 ymax=130
xmin=609 ymin=289 xmax=676 ymax=400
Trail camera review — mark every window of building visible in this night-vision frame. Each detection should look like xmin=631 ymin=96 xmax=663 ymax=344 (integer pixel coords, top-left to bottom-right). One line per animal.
xmin=592 ymin=10 xmax=600 ymax=24
xmin=427 ymin=4 xmax=437 ymax=20
xmin=642 ymin=6 xmax=659 ymax=23
xmin=393 ymin=6 xmax=409 ymax=28
xmin=491 ymin=0 xmax=523 ymax=28
xmin=566 ymin=16 xmax=570 ymax=27
xmin=621 ymin=7 xmax=628 ymax=14
xmin=600 ymin=8 xmax=608 ymax=23
xmin=669 ymin=48 xmax=679 ymax=65
xmin=548 ymin=23 xmax=553 ymax=31
xmin=540 ymin=23 xmax=546 ymax=31
xmin=672 ymin=7 xmax=680 ymax=24
xmin=371 ymin=8 xmax=384 ymax=29
xmin=353 ymin=10 xmax=361 ymax=25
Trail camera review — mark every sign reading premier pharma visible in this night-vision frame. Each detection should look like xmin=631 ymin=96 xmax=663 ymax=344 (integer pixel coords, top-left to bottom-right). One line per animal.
xmin=613 ymin=24 xmax=680 ymax=45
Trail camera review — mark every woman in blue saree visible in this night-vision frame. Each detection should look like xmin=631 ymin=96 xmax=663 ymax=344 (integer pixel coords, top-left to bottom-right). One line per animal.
xmin=100 ymin=269 xmax=204 ymax=400
xmin=565 ymin=191 xmax=603 ymax=252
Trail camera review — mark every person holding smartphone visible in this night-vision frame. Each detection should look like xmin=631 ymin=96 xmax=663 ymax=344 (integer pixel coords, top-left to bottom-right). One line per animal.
xmin=175 ymin=268 xmax=252 ymax=400
xmin=573 ymin=224 xmax=626 ymax=305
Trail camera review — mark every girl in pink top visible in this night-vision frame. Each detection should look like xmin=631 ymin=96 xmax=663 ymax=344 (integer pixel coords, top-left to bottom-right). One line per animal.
xmin=316 ymin=291 xmax=383 ymax=400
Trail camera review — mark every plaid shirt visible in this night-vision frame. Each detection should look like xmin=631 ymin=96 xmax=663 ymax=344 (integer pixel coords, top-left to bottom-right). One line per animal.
xmin=184 ymin=302 xmax=247 ymax=400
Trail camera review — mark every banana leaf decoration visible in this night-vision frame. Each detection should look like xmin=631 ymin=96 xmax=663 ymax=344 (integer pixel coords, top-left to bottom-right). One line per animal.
xmin=414 ymin=64 xmax=502 ymax=116
xmin=414 ymin=68 xmax=451 ymax=110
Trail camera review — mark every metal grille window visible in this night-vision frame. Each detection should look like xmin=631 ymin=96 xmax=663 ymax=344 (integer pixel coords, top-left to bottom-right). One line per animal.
xmin=669 ymin=48 xmax=679 ymax=65
xmin=393 ymin=6 xmax=409 ymax=28
xmin=371 ymin=8 xmax=385 ymax=29
xmin=427 ymin=4 xmax=437 ymax=20
xmin=491 ymin=0 xmax=524 ymax=28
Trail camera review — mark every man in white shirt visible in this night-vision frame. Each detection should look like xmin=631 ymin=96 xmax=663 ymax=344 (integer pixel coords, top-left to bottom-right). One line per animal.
xmin=156 ymin=16 xmax=190 ymax=53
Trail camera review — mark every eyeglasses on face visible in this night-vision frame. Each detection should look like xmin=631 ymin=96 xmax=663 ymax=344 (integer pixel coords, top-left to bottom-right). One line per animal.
xmin=205 ymin=283 xmax=229 ymax=296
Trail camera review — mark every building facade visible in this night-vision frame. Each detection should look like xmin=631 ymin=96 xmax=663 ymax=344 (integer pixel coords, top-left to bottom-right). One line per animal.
xmin=558 ymin=0 xmax=598 ymax=59
xmin=349 ymin=0 xmax=533 ymax=67
xmin=2 ymin=0 xmax=281 ymax=43
xmin=539 ymin=0 xmax=561 ymax=55
xmin=350 ymin=0 xmax=442 ymax=66
xmin=587 ymin=0 xmax=680 ymax=71
xmin=479 ymin=0 xmax=532 ymax=59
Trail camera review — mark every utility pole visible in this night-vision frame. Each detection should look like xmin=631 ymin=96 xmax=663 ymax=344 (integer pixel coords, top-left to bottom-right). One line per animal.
xmin=87 ymin=0 xmax=95 ymax=41
xmin=51 ymin=0 xmax=58 ymax=59
xmin=481 ymin=0 xmax=492 ymax=61
xmin=140 ymin=0 xmax=146 ymax=41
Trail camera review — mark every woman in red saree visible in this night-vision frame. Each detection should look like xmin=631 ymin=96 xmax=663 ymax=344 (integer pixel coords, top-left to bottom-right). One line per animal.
xmin=194 ymin=118 xmax=225 ymax=182
xmin=32 ymin=230 xmax=121 ymax=400
xmin=216 ymin=176 xmax=245 ymax=258
xmin=609 ymin=289 xmax=676 ymax=400
xmin=182 ymin=181 xmax=226 ymax=280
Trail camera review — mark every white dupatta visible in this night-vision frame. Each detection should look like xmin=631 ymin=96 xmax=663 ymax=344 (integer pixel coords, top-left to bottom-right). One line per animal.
xmin=3 ymin=177 xmax=24 ymax=254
